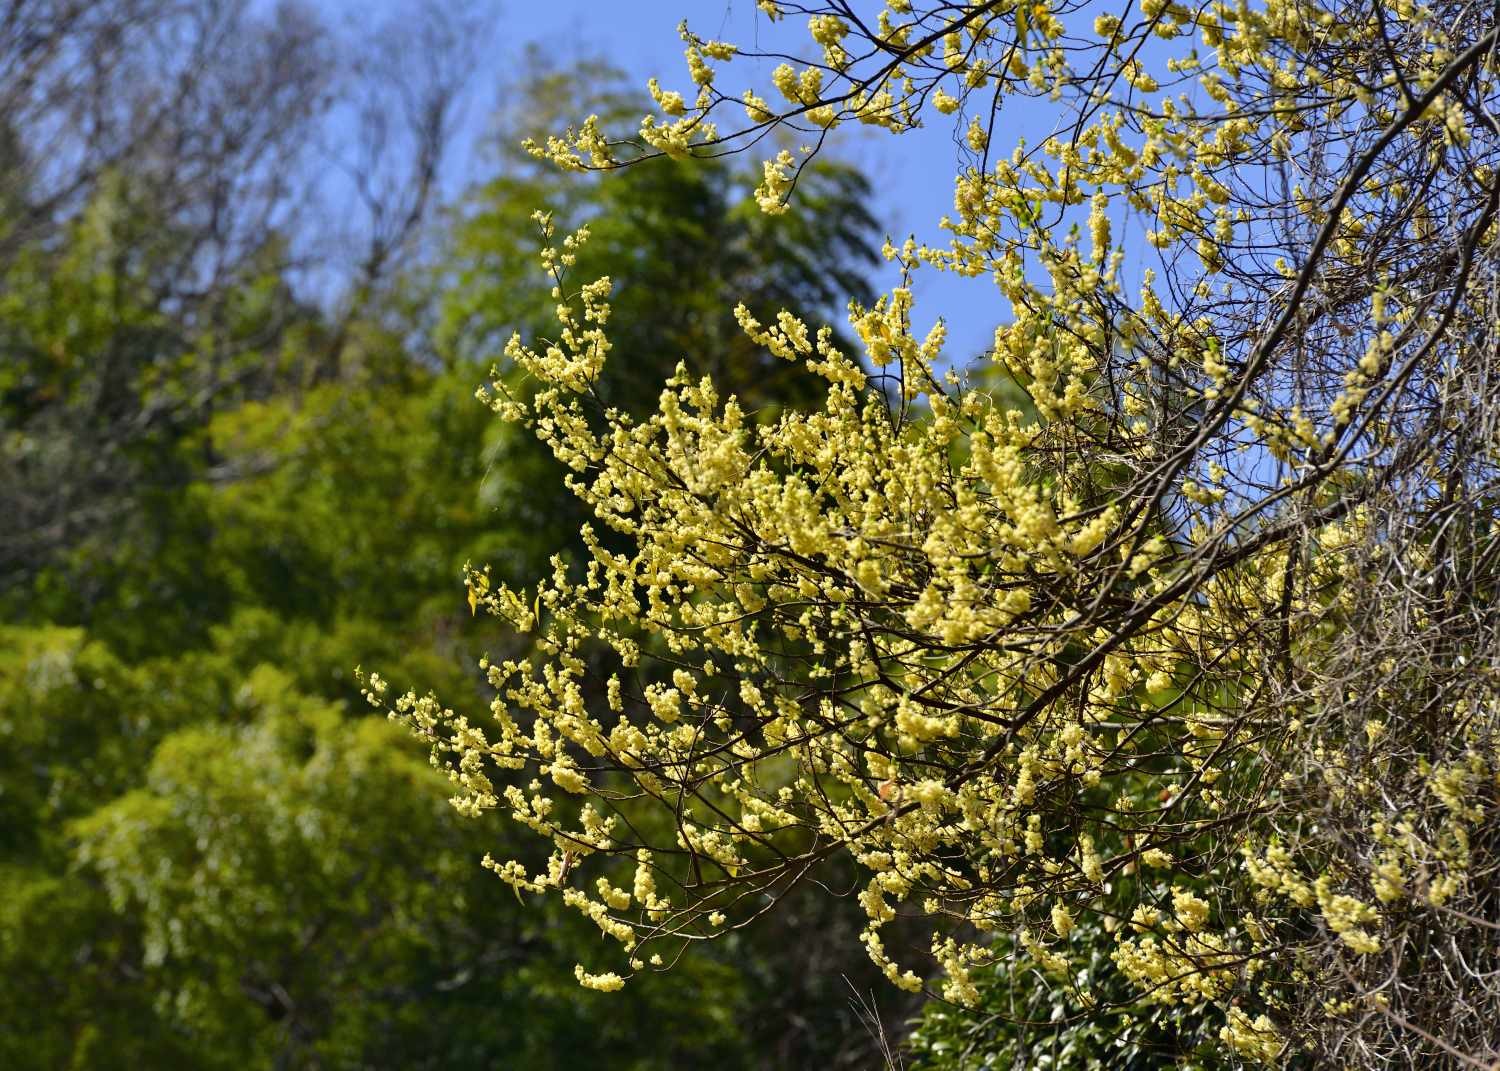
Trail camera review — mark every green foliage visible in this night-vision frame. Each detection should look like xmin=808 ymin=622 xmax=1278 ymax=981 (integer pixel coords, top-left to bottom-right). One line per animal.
xmin=905 ymin=915 xmax=1228 ymax=1071
xmin=0 ymin=171 xmax=319 ymax=655
xmin=0 ymin=60 xmax=893 ymax=1068
xmin=1 ymin=627 xmax=760 ymax=1069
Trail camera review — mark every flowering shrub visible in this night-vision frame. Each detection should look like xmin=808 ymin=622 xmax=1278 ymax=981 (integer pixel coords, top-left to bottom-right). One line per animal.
xmin=372 ymin=3 xmax=1500 ymax=1064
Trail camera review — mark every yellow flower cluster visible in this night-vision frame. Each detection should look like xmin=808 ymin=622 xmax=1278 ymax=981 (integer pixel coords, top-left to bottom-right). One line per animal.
xmin=372 ymin=2 xmax=1500 ymax=1064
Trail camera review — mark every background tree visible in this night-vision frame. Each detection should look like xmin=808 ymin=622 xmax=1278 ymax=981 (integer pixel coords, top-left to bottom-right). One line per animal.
xmin=0 ymin=0 xmax=472 ymax=611
xmin=0 ymin=31 xmax=900 ymax=1066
